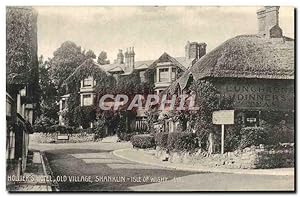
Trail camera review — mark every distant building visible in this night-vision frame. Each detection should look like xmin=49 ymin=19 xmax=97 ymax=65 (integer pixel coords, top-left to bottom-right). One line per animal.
xmin=59 ymin=42 xmax=207 ymax=128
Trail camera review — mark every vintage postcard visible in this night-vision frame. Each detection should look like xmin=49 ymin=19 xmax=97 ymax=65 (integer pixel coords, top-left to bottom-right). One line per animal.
xmin=6 ymin=6 xmax=295 ymax=192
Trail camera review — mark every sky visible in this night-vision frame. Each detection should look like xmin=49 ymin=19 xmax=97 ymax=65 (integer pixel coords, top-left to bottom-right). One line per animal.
xmin=35 ymin=6 xmax=294 ymax=62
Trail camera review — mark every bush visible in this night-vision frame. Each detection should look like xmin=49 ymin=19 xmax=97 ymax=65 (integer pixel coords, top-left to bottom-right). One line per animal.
xmin=240 ymin=127 xmax=267 ymax=149
xmin=46 ymin=125 xmax=75 ymax=134
xmin=33 ymin=115 xmax=56 ymax=133
xmin=154 ymin=132 xmax=169 ymax=149
xmin=118 ymin=132 xmax=135 ymax=141
xmin=131 ymin=134 xmax=155 ymax=149
xmin=224 ymin=126 xmax=241 ymax=152
xmin=167 ymin=132 xmax=198 ymax=152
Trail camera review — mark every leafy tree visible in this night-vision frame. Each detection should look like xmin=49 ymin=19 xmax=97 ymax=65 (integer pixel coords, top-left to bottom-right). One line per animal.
xmin=97 ymin=51 xmax=110 ymax=65
xmin=85 ymin=49 xmax=96 ymax=59
xmin=49 ymin=41 xmax=87 ymax=92
xmin=37 ymin=55 xmax=59 ymax=121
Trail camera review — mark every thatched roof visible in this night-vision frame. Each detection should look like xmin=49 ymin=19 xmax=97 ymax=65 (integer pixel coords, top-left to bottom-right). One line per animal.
xmin=169 ymin=35 xmax=294 ymax=92
xmin=190 ymin=35 xmax=294 ymax=81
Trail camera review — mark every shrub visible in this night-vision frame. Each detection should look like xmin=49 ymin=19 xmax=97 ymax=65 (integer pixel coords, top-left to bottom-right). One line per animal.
xmin=33 ymin=115 xmax=56 ymax=133
xmin=131 ymin=134 xmax=155 ymax=149
xmin=154 ymin=132 xmax=169 ymax=149
xmin=118 ymin=132 xmax=135 ymax=141
xmin=167 ymin=132 xmax=198 ymax=152
xmin=224 ymin=125 xmax=241 ymax=152
xmin=46 ymin=125 xmax=75 ymax=134
xmin=239 ymin=127 xmax=267 ymax=149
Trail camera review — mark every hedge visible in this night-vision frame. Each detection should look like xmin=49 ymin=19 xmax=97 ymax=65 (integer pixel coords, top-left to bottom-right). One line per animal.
xmin=167 ymin=132 xmax=198 ymax=152
xmin=46 ymin=125 xmax=75 ymax=134
xmin=154 ymin=132 xmax=169 ymax=149
xmin=240 ymin=127 xmax=267 ymax=149
xmin=118 ymin=132 xmax=135 ymax=141
xmin=131 ymin=134 xmax=155 ymax=149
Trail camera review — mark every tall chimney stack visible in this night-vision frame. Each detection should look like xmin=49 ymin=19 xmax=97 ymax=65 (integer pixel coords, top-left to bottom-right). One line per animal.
xmin=117 ymin=49 xmax=124 ymax=64
xmin=124 ymin=47 xmax=135 ymax=72
xmin=185 ymin=41 xmax=207 ymax=60
xmin=256 ymin=6 xmax=283 ymax=38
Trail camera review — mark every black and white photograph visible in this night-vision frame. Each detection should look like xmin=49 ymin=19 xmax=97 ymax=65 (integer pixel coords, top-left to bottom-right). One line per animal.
xmin=5 ymin=4 xmax=295 ymax=192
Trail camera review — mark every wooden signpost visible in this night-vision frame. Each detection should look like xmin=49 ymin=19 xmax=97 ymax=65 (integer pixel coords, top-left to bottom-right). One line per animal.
xmin=212 ymin=110 xmax=234 ymax=154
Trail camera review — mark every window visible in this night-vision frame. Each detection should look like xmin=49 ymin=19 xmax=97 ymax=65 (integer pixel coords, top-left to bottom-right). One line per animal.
xmin=83 ymin=76 xmax=93 ymax=87
xmin=245 ymin=111 xmax=259 ymax=127
xmin=6 ymin=99 xmax=11 ymax=117
xmin=82 ymin=94 xmax=93 ymax=106
xmin=171 ymin=68 xmax=176 ymax=81
xmin=6 ymin=125 xmax=15 ymax=160
xmin=62 ymin=100 xmax=66 ymax=110
xmin=139 ymin=71 xmax=146 ymax=82
xmin=159 ymin=68 xmax=169 ymax=82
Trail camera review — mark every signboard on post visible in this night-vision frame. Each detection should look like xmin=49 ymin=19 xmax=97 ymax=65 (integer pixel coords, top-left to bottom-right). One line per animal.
xmin=212 ymin=110 xmax=234 ymax=154
xmin=212 ymin=110 xmax=234 ymax=125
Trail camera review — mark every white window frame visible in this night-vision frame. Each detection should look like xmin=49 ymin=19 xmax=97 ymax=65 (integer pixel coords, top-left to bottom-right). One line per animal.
xmin=159 ymin=68 xmax=169 ymax=82
xmin=82 ymin=94 xmax=93 ymax=106
xmin=83 ymin=76 xmax=93 ymax=87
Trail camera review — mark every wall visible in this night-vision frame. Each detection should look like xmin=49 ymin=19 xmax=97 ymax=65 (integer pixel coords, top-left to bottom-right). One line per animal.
xmin=30 ymin=133 xmax=96 ymax=144
xmin=155 ymin=144 xmax=294 ymax=169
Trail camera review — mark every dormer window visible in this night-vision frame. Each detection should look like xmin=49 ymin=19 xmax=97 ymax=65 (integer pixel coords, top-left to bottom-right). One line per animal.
xmin=159 ymin=68 xmax=169 ymax=82
xmin=83 ymin=76 xmax=93 ymax=87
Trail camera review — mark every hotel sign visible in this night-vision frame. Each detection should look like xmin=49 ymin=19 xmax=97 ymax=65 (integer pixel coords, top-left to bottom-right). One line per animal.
xmin=217 ymin=79 xmax=294 ymax=111
xmin=212 ymin=110 xmax=234 ymax=125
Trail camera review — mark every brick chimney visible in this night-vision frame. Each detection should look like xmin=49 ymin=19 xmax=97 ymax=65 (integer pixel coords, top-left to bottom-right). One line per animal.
xmin=124 ymin=47 xmax=135 ymax=72
xmin=256 ymin=6 xmax=283 ymax=38
xmin=185 ymin=41 xmax=207 ymax=60
xmin=117 ymin=49 xmax=124 ymax=64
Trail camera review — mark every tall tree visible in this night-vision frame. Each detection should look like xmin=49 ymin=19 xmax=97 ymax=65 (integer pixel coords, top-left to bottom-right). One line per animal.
xmin=85 ymin=50 xmax=96 ymax=59
xmin=49 ymin=41 xmax=87 ymax=92
xmin=37 ymin=55 xmax=59 ymax=121
xmin=97 ymin=51 xmax=110 ymax=65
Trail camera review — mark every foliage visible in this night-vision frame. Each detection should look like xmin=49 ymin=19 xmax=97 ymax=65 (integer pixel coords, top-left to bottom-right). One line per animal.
xmin=36 ymin=56 xmax=59 ymax=120
xmin=189 ymin=79 xmax=233 ymax=152
xmin=46 ymin=124 xmax=75 ymax=134
xmin=92 ymin=116 xmax=107 ymax=139
xmin=167 ymin=132 xmax=198 ymax=152
xmin=33 ymin=115 xmax=57 ymax=133
xmin=115 ymin=70 xmax=152 ymax=95
xmin=260 ymin=111 xmax=294 ymax=144
xmin=239 ymin=127 xmax=267 ymax=149
xmin=224 ymin=125 xmax=241 ymax=152
xmin=73 ymin=106 xmax=96 ymax=129
xmin=131 ymin=134 xmax=155 ymax=149
xmin=49 ymin=41 xmax=88 ymax=93
xmin=97 ymin=51 xmax=110 ymax=65
xmin=154 ymin=132 xmax=169 ymax=149
xmin=118 ymin=132 xmax=135 ymax=141
xmin=6 ymin=7 xmax=38 ymax=85
xmin=143 ymin=106 xmax=160 ymax=133
xmin=85 ymin=50 xmax=96 ymax=59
